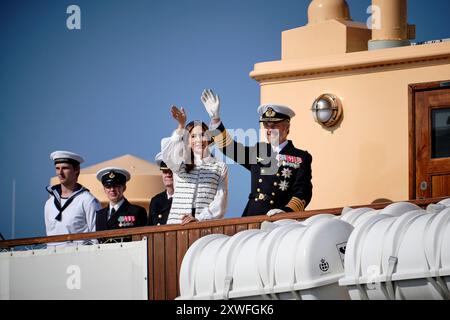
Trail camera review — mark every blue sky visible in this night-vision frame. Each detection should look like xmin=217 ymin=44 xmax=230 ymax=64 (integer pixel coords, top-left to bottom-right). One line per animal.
xmin=1 ymin=0 xmax=449 ymax=239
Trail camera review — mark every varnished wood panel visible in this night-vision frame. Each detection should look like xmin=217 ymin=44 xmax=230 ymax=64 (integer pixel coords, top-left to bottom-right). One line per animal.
xmin=212 ymin=226 xmax=224 ymax=235
xmin=415 ymin=90 xmax=430 ymax=198
xmin=235 ymin=224 xmax=248 ymax=233
xmin=223 ymin=225 xmax=236 ymax=236
xmin=176 ymin=229 xmax=189 ymax=297
xmin=432 ymin=174 xmax=450 ymax=197
xmin=131 ymin=235 xmax=141 ymax=242
xmin=428 ymin=160 xmax=450 ymax=172
xmin=153 ymin=233 xmax=165 ymax=300
xmin=165 ymin=231 xmax=178 ymax=300
xmin=409 ymin=84 xmax=416 ymax=199
xmin=248 ymin=223 xmax=261 ymax=230
xmin=200 ymin=228 xmax=212 ymax=238
xmin=188 ymin=229 xmax=200 ymax=247
xmin=146 ymin=234 xmax=154 ymax=300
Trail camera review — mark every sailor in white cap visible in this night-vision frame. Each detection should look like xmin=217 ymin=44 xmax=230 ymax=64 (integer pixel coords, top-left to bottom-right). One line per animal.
xmin=148 ymin=149 xmax=174 ymax=226
xmin=201 ymin=89 xmax=313 ymax=217
xmin=95 ymin=167 xmax=147 ymax=231
xmin=44 ymin=150 xmax=101 ymax=239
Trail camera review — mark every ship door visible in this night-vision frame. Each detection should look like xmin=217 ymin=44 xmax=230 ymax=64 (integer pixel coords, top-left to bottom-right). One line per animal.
xmin=410 ymin=81 xmax=450 ymax=199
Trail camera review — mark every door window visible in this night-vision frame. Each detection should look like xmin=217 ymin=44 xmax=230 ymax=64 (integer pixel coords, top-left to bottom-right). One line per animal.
xmin=431 ymin=108 xmax=450 ymax=159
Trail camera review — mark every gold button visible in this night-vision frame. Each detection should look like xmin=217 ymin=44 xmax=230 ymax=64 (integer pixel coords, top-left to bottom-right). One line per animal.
xmin=158 ymin=214 xmax=162 ymax=218
xmin=157 ymin=223 xmax=161 ymax=226
xmin=257 ymin=188 xmax=261 ymax=192
xmin=273 ymin=182 xmax=278 ymax=186
xmin=272 ymin=192 xmax=275 ymax=196
xmin=276 ymin=173 xmax=280 ymax=177
xmin=261 ymin=169 xmax=265 ymax=174
xmin=270 ymin=200 xmax=274 ymax=205
xmin=259 ymin=179 xmax=263 ymax=183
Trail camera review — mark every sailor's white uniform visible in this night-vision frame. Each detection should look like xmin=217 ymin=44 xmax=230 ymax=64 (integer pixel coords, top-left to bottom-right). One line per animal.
xmin=44 ymin=184 xmax=101 ymax=236
xmin=161 ymin=130 xmax=228 ymax=224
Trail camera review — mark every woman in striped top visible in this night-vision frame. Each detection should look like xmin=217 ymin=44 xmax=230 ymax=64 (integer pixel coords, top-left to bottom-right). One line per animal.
xmin=161 ymin=106 xmax=228 ymax=225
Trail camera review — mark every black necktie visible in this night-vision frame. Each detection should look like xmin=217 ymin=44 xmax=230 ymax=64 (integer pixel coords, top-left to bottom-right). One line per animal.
xmin=109 ymin=208 xmax=116 ymax=220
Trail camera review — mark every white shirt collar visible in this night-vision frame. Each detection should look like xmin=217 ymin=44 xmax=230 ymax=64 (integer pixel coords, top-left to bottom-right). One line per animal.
xmin=109 ymin=198 xmax=125 ymax=212
xmin=272 ymin=140 xmax=289 ymax=153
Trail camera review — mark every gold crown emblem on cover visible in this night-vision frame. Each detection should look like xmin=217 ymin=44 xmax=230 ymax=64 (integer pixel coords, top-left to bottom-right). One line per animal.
xmin=265 ymin=107 xmax=276 ymax=118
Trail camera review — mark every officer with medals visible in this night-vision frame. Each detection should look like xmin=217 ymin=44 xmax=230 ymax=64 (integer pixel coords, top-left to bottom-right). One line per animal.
xmin=148 ymin=154 xmax=173 ymax=226
xmin=45 ymin=151 xmax=101 ymax=244
xmin=201 ymin=89 xmax=313 ymax=217
xmin=96 ymin=167 xmax=148 ymax=231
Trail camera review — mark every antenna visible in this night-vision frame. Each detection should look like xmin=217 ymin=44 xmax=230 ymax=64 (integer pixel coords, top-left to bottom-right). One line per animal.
xmin=12 ymin=179 xmax=16 ymax=239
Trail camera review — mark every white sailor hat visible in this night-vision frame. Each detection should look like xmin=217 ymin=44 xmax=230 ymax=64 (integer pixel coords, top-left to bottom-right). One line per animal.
xmin=257 ymin=104 xmax=295 ymax=122
xmin=50 ymin=150 xmax=84 ymax=165
xmin=96 ymin=167 xmax=131 ymax=187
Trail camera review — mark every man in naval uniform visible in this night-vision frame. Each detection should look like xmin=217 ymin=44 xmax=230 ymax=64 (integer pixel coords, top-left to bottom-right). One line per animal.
xmin=201 ymin=89 xmax=313 ymax=217
xmin=45 ymin=151 xmax=101 ymax=237
xmin=148 ymin=158 xmax=173 ymax=226
xmin=96 ymin=167 xmax=148 ymax=231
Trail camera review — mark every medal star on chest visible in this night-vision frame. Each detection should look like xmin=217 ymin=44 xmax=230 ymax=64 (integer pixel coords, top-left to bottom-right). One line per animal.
xmin=279 ymin=180 xmax=289 ymax=191
xmin=281 ymin=168 xmax=292 ymax=179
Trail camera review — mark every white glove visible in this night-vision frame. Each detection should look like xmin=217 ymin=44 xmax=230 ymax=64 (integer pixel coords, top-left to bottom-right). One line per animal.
xmin=266 ymin=208 xmax=285 ymax=217
xmin=201 ymin=89 xmax=220 ymax=120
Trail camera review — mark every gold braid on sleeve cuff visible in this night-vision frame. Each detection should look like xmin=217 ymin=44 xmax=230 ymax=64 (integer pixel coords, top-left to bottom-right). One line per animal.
xmin=213 ymin=129 xmax=233 ymax=148
xmin=286 ymin=197 xmax=306 ymax=212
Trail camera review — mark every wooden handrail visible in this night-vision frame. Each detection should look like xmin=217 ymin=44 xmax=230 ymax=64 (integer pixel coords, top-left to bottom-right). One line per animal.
xmin=0 ymin=196 xmax=446 ymax=248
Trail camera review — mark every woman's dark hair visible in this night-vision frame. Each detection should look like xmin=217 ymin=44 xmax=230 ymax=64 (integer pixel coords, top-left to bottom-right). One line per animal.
xmin=184 ymin=120 xmax=211 ymax=173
